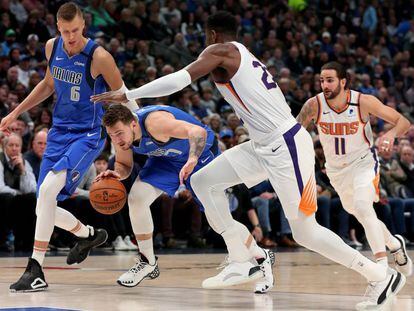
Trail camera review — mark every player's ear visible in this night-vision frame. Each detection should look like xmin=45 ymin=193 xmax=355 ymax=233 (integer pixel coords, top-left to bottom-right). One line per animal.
xmin=211 ymin=30 xmax=217 ymax=42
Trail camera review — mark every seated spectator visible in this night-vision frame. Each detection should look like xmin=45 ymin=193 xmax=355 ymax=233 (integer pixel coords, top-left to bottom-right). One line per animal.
xmin=24 ymin=129 xmax=47 ymax=181
xmin=398 ymin=146 xmax=414 ymax=198
xmin=0 ymin=133 xmax=36 ymax=251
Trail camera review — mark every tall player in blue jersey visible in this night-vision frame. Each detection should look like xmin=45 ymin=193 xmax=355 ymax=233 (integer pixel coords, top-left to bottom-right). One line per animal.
xmin=94 ymin=104 xmax=228 ymax=287
xmin=0 ymin=3 xmax=138 ymax=292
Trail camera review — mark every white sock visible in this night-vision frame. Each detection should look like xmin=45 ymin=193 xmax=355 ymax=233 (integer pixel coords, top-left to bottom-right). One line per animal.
xmin=234 ymin=221 xmax=265 ymax=259
xmin=350 ymin=253 xmax=387 ymax=282
xmin=381 ymin=223 xmax=401 ymax=251
xmin=32 ymin=247 xmax=47 ymax=265
xmin=137 ymin=238 xmax=155 ymax=265
xmin=222 ymin=224 xmax=252 ymax=262
xmin=377 ymin=257 xmax=388 ymax=268
xmin=69 ymin=221 xmax=90 ymax=238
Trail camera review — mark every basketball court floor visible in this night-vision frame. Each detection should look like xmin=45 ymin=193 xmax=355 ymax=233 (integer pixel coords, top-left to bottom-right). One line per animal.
xmin=0 ymin=249 xmax=413 ymax=310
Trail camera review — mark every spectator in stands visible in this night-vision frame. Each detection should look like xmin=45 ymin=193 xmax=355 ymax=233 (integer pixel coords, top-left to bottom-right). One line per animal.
xmin=0 ymin=133 xmax=36 ymax=250
xmin=24 ymin=129 xmax=47 ymax=181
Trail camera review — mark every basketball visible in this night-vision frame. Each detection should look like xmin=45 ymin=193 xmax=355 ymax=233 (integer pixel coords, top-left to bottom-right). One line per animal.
xmin=89 ymin=177 xmax=127 ymax=215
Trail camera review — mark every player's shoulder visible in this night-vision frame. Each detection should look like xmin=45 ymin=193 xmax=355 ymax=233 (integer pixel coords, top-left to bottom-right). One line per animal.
xmin=200 ymin=43 xmax=237 ymax=58
xmin=305 ymin=95 xmax=319 ymax=108
xmin=91 ymin=45 xmax=111 ymax=60
xmin=45 ymin=37 xmax=57 ymax=60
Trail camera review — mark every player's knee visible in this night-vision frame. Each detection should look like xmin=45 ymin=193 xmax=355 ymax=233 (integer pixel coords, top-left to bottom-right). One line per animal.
xmin=353 ymin=199 xmax=375 ymax=221
xmin=128 ymin=189 xmax=151 ymax=209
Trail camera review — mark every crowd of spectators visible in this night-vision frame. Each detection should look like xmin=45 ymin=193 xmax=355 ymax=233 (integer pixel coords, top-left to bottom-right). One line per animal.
xmin=0 ymin=0 xmax=413 ymax=252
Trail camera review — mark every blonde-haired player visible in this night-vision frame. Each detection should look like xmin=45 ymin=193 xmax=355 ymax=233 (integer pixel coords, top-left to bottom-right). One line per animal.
xmin=92 ymin=12 xmax=405 ymax=308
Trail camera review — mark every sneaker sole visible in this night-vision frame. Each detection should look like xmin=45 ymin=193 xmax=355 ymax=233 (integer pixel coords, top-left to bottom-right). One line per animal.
xmin=394 ymin=235 xmax=413 ymax=277
xmin=10 ymin=286 xmax=48 ymax=293
xmin=117 ymin=266 xmax=160 ymax=288
xmin=202 ymin=269 xmax=264 ymax=289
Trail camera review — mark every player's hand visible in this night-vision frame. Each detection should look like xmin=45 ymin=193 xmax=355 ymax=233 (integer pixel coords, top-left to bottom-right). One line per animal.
xmin=179 ymin=156 xmax=198 ymax=184
xmin=94 ymin=170 xmax=121 ymax=182
xmin=0 ymin=113 xmax=17 ymax=135
xmin=91 ymin=91 xmax=128 ymax=104
xmin=378 ymin=131 xmax=395 ymax=153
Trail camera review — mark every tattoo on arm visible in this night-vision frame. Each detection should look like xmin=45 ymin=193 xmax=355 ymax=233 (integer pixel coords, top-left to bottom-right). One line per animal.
xmin=296 ymin=99 xmax=317 ymax=129
xmin=189 ymin=132 xmax=206 ymax=159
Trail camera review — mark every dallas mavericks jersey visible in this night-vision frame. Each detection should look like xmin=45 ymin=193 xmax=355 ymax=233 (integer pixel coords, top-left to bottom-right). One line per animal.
xmin=131 ymin=105 xmax=216 ymax=162
xmin=214 ymin=41 xmax=293 ymax=142
xmin=49 ymin=37 xmax=107 ymax=131
xmin=316 ymin=90 xmax=374 ymax=168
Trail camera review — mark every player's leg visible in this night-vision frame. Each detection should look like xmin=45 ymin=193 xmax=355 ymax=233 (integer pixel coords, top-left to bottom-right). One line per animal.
xmin=191 ymin=142 xmax=268 ymax=289
xmin=117 ymin=178 xmax=162 ymax=287
xmin=266 ymin=125 xmax=405 ymax=309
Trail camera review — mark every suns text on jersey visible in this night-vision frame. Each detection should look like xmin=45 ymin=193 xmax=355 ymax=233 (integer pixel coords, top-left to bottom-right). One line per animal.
xmin=318 ymin=121 xmax=359 ymax=135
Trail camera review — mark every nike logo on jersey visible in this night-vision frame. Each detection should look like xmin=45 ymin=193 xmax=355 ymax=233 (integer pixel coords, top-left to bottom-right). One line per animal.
xmin=271 ymin=145 xmax=281 ymax=152
xmin=145 ymin=141 xmax=154 ymax=146
xmin=55 ymin=57 xmax=64 ymax=61
xmin=201 ymin=156 xmax=211 ymax=164
xmin=323 ymin=111 xmax=330 ymax=115
xmin=87 ymin=132 xmax=98 ymax=137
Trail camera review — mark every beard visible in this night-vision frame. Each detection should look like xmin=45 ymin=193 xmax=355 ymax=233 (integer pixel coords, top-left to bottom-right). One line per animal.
xmin=323 ymin=83 xmax=341 ymax=99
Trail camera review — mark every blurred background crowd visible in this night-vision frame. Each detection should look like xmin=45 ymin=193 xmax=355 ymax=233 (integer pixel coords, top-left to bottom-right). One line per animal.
xmin=0 ymin=0 xmax=413 ymax=253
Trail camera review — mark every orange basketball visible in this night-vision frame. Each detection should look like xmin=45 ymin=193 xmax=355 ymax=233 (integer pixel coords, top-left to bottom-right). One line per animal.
xmin=89 ymin=177 xmax=127 ymax=215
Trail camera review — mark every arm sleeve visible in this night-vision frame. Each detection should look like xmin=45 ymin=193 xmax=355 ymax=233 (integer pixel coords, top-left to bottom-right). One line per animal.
xmin=126 ymin=69 xmax=192 ymax=100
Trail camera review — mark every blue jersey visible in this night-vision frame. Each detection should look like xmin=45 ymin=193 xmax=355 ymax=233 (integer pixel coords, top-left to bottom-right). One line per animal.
xmin=49 ymin=37 xmax=107 ymax=131
xmin=131 ymin=105 xmax=216 ymax=162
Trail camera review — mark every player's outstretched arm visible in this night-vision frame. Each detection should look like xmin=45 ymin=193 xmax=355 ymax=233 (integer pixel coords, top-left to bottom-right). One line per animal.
xmin=296 ymin=97 xmax=318 ymax=129
xmin=146 ymin=111 xmax=207 ymax=183
xmin=0 ymin=39 xmax=55 ymax=134
xmin=362 ymin=94 xmax=411 ymax=152
xmin=91 ymin=48 xmax=138 ymax=111
xmin=90 ymin=44 xmax=227 ymax=104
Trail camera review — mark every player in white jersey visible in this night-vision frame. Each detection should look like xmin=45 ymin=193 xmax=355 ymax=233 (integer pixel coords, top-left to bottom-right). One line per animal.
xmin=92 ymin=12 xmax=405 ymax=308
xmin=297 ymin=62 xmax=412 ymax=279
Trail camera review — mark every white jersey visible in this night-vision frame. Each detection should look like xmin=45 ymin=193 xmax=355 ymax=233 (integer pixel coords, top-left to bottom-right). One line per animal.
xmin=316 ymin=90 xmax=374 ymax=168
xmin=214 ymin=41 xmax=293 ymax=142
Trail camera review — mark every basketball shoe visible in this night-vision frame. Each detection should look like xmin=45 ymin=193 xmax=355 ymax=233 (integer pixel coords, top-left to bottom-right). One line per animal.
xmin=356 ymin=268 xmax=406 ymax=311
xmin=10 ymin=258 xmax=48 ymax=292
xmin=117 ymin=253 xmax=160 ymax=287
xmin=202 ymin=260 xmax=263 ymax=289
xmin=67 ymin=226 xmax=108 ymax=265
xmin=255 ymin=248 xmax=275 ymax=294
xmin=391 ymin=235 xmax=412 ymax=277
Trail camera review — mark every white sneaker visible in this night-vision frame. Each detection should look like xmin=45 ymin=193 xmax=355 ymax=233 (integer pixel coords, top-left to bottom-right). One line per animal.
xmin=112 ymin=236 xmax=129 ymax=251
xmin=391 ymin=235 xmax=412 ymax=277
xmin=356 ymin=268 xmax=406 ymax=311
xmin=255 ymin=248 xmax=275 ymax=294
xmin=123 ymin=236 xmax=137 ymax=251
xmin=202 ymin=260 xmax=263 ymax=289
xmin=117 ymin=254 xmax=160 ymax=287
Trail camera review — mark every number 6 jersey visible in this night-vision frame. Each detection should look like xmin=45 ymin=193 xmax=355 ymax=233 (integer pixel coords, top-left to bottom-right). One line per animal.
xmin=49 ymin=36 xmax=107 ymax=131
xmin=214 ymin=41 xmax=293 ymax=142
xmin=315 ymin=90 xmax=374 ymax=169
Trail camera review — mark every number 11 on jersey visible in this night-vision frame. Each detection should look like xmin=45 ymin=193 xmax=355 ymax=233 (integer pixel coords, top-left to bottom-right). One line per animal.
xmin=335 ymin=137 xmax=346 ymax=155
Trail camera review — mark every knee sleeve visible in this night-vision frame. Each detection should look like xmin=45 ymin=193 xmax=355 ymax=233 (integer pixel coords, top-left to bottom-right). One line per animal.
xmin=128 ymin=180 xmax=162 ymax=234
xmin=36 ymin=170 xmax=66 ymax=216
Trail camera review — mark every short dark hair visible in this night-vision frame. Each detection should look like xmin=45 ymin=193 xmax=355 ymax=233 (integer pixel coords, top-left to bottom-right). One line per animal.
xmin=57 ymin=2 xmax=83 ymax=21
xmin=206 ymin=11 xmax=238 ymax=36
xmin=95 ymin=153 xmax=109 ymax=162
xmin=321 ymin=61 xmax=350 ymax=89
xmin=102 ymin=105 xmax=134 ymax=127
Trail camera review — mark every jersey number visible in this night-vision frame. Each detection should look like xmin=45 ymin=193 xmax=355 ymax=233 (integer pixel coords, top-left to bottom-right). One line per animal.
xmin=335 ymin=137 xmax=346 ymax=155
xmin=71 ymin=86 xmax=80 ymax=102
xmin=252 ymin=60 xmax=277 ymax=90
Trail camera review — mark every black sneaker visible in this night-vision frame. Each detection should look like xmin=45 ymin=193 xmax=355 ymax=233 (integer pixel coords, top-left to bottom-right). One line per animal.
xmin=10 ymin=258 xmax=48 ymax=292
xmin=66 ymin=226 xmax=108 ymax=265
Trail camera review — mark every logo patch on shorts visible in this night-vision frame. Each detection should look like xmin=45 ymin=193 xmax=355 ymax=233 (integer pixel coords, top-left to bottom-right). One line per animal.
xmin=71 ymin=171 xmax=80 ymax=182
